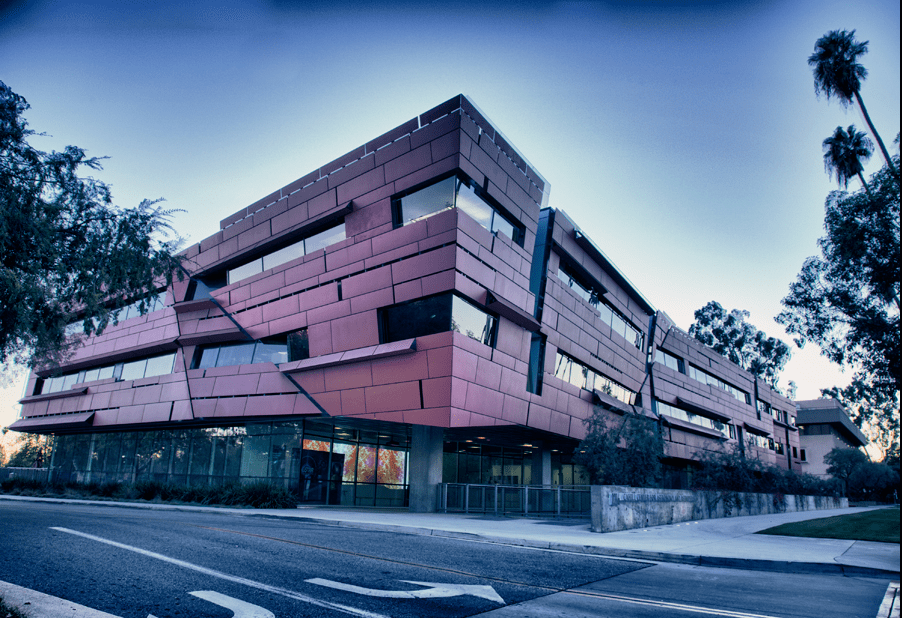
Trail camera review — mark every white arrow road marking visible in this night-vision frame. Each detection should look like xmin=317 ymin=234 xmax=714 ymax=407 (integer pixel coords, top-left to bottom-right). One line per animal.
xmin=51 ymin=527 xmax=387 ymax=618
xmin=190 ymin=591 xmax=275 ymax=618
xmin=306 ymin=578 xmax=505 ymax=604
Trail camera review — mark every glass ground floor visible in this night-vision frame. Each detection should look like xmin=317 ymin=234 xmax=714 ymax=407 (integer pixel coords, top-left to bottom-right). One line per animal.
xmin=442 ymin=441 xmax=589 ymax=486
xmin=41 ymin=418 xmax=588 ymax=507
xmin=48 ymin=419 xmax=411 ymax=507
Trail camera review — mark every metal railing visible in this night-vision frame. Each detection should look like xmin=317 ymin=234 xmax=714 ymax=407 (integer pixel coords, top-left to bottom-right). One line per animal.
xmin=0 ymin=467 xmax=49 ymax=482
xmin=439 ymin=483 xmax=591 ymax=517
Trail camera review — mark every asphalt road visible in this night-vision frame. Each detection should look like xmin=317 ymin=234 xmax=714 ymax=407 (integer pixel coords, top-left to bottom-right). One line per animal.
xmin=0 ymin=501 xmax=894 ymax=618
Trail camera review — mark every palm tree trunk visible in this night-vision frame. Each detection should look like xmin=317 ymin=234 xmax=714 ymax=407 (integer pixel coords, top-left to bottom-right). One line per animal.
xmin=854 ymin=90 xmax=900 ymax=184
xmin=856 ymin=171 xmax=872 ymax=197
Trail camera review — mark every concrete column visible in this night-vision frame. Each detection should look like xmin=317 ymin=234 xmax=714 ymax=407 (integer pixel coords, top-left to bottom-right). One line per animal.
xmin=408 ymin=425 xmax=444 ymax=512
xmin=531 ymin=447 xmax=552 ymax=485
xmin=532 ymin=445 xmax=553 ymax=512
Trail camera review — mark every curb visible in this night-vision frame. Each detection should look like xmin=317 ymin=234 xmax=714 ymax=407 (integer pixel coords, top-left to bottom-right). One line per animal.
xmin=3 ymin=494 xmax=899 ymax=578
xmin=0 ymin=579 xmax=120 ymax=618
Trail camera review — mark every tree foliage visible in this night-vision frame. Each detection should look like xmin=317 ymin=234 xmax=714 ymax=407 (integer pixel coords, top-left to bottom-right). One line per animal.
xmin=688 ymin=301 xmax=791 ymax=389
xmin=824 ymin=447 xmax=899 ymax=500
xmin=808 ymin=29 xmax=898 ymax=181
xmin=4 ymin=433 xmax=47 ymax=467
xmin=821 ymin=379 xmax=900 ymax=462
xmin=692 ymin=446 xmax=836 ymax=497
xmin=777 ymin=156 xmax=900 ymax=396
xmin=575 ymin=409 xmax=664 ymax=487
xmin=0 ymin=81 xmax=182 ymax=369
xmin=823 ymin=125 xmax=873 ymax=193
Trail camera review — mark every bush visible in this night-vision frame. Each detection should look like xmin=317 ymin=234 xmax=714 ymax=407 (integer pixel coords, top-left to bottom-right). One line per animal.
xmin=692 ymin=446 xmax=838 ymax=496
xmin=0 ymin=477 xmax=298 ymax=508
xmin=825 ymin=447 xmax=900 ymax=500
xmin=575 ymin=408 xmax=665 ymax=487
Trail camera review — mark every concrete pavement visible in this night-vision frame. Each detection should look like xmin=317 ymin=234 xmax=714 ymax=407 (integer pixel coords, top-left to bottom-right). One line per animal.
xmin=1 ymin=495 xmax=898 ymax=577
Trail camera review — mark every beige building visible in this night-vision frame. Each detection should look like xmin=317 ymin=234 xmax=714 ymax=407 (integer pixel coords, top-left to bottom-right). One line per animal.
xmin=795 ymin=399 xmax=868 ymax=478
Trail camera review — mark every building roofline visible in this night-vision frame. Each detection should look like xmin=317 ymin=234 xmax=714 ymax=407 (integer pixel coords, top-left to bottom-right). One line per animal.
xmin=795 ymin=399 xmax=868 ymax=447
xmin=552 ymin=209 xmax=656 ymax=315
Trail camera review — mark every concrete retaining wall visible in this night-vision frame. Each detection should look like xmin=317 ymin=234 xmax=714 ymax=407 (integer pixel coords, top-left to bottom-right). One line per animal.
xmin=590 ymin=485 xmax=848 ymax=533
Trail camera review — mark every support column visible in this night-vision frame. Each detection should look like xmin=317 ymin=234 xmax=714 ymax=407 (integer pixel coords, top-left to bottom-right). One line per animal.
xmin=408 ymin=425 xmax=444 ymax=513
xmin=532 ymin=445 xmax=553 ymax=512
xmin=531 ymin=446 xmax=552 ymax=485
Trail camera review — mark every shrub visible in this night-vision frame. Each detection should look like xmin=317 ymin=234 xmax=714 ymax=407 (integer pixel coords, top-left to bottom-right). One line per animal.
xmin=692 ymin=446 xmax=837 ymax=496
xmin=0 ymin=477 xmax=298 ymax=508
xmin=575 ymin=408 xmax=665 ymax=487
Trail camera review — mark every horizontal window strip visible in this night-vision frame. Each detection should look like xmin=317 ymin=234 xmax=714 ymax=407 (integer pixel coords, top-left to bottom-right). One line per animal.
xmin=219 ymin=239 xmax=503 ymax=322
xmin=656 ymin=399 xmax=732 ymax=439
xmin=223 ymin=241 xmax=459 ymax=317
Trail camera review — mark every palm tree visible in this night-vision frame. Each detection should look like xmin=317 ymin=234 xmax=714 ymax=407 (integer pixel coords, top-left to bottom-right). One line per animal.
xmin=823 ymin=125 xmax=873 ymax=195
xmin=809 ymin=30 xmax=899 ymax=183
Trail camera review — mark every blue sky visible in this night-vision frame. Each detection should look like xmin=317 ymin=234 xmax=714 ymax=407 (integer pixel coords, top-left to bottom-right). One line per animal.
xmin=1 ymin=0 xmax=899 ymax=430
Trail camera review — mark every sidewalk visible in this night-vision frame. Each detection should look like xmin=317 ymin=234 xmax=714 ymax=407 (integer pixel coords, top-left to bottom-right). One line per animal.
xmin=2 ymin=495 xmax=899 ymax=577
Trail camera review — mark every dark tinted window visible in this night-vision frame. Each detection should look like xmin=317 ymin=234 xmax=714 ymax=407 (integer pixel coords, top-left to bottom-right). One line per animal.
xmin=382 ymin=295 xmax=452 ymax=342
xmin=381 ymin=293 xmax=497 ymax=347
xmin=287 ymin=330 xmax=309 ymax=362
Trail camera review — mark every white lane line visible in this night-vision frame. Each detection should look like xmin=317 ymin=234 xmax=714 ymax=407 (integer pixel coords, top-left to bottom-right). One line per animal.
xmin=190 ymin=591 xmax=275 ymax=618
xmin=876 ymin=582 xmax=899 ymax=618
xmin=306 ymin=578 xmax=504 ymax=603
xmin=50 ymin=527 xmax=388 ymax=618
xmin=568 ymin=589 xmax=783 ymax=618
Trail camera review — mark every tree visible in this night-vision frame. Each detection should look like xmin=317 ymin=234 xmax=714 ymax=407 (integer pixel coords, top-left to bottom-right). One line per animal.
xmin=5 ymin=433 xmax=47 ymax=467
xmin=848 ymin=461 xmax=899 ymax=502
xmin=822 ymin=379 xmax=900 ymax=462
xmin=823 ymin=125 xmax=873 ymax=194
xmin=688 ymin=301 xmax=791 ymax=389
xmin=0 ymin=81 xmax=182 ymax=370
xmin=808 ymin=30 xmax=898 ymax=183
xmin=777 ymin=156 xmax=900 ymax=396
xmin=823 ymin=446 xmax=868 ymax=496
xmin=575 ymin=409 xmax=664 ymax=487
xmin=824 ymin=446 xmax=899 ymax=500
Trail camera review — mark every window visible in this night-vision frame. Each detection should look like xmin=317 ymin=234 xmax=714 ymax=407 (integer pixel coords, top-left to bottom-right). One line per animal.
xmin=227 ymin=222 xmax=346 ymax=285
xmin=186 ymin=275 xmax=226 ymax=301
xmin=192 ymin=337 xmax=295 ymax=369
xmin=554 ymin=351 xmax=636 ymax=405
xmin=120 ymin=359 xmax=148 ymax=382
xmin=555 ymin=265 xmax=597 ymax=306
xmin=33 ymin=353 xmax=176 ymax=395
xmin=654 ymin=349 xmax=684 ymax=373
xmin=556 ymin=264 xmax=645 ymax=350
xmin=757 ymin=399 xmax=786 ymax=421
xmin=800 ymin=449 xmax=807 ymax=461
xmin=65 ymin=292 xmax=168 ymax=337
xmin=287 ymin=330 xmax=310 ymax=362
xmin=380 ymin=293 xmax=497 ymax=347
xmin=393 ymin=176 xmax=523 ymax=245
xmin=746 ymin=433 xmax=770 ymax=449
xmin=655 ymin=399 xmax=731 ymax=438
xmin=687 ymin=364 xmax=750 ymax=405
xmin=526 ymin=333 xmax=545 ymax=395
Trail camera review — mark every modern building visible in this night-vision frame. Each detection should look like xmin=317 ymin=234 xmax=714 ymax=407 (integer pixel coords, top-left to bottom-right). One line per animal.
xmin=12 ymin=95 xmax=802 ymax=510
xmin=795 ymin=398 xmax=868 ymax=477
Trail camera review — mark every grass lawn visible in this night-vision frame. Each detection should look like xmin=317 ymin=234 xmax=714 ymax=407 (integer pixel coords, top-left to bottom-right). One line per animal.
xmin=757 ymin=507 xmax=900 ymax=543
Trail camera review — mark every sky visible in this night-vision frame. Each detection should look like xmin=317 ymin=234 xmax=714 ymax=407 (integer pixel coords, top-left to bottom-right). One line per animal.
xmin=0 ymin=0 xmax=899 ymax=439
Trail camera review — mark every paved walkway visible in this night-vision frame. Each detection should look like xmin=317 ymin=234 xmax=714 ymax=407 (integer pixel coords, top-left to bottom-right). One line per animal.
xmin=2 ymin=495 xmax=898 ymax=576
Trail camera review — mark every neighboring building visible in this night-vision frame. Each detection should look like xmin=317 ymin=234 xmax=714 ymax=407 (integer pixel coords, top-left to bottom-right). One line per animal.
xmin=795 ymin=398 xmax=868 ymax=478
xmin=11 ymin=95 xmax=801 ymax=510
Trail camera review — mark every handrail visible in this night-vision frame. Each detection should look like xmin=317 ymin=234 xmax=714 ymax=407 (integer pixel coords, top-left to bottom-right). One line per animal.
xmin=438 ymin=483 xmax=591 ymax=517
